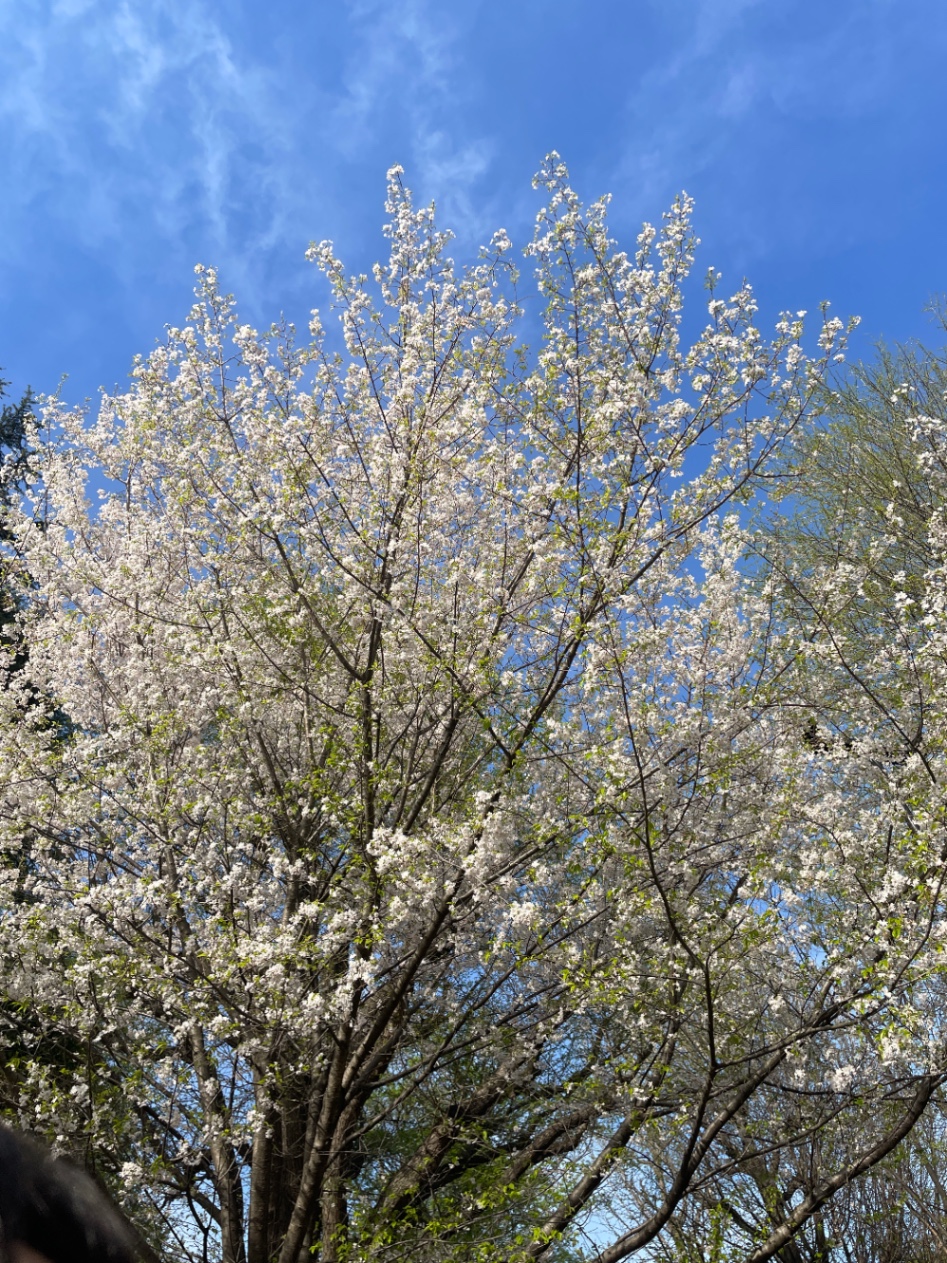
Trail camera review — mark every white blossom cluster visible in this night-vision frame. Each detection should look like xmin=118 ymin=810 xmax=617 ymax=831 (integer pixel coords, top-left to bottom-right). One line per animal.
xmin=0 ymin=159 xmax=934 ymax=1263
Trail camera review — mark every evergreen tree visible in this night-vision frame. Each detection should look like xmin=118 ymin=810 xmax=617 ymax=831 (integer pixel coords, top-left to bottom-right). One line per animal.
xmin=0 ymin=372 xmax=33 ymax=678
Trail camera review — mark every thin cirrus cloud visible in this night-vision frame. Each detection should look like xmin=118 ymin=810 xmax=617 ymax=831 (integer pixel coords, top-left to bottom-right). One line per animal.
xmin=327 ymin=0 xmax=500 ymax=246
xmin=0 ymin=1 xmax=298 ymax=275
xmin=0 ymin=0 xmax=509 ymax=400
xmin=613 ymin=0 xmax=947 ymax=271
xmin=0 ymin=0 xmax=946 ymax=403
xmin=0 ymin=0 xmax=497 ymax=304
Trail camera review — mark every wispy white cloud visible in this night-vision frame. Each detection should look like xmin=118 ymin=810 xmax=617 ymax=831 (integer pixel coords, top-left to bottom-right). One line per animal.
xmin=0 ymin=0 xmax=941 ymax=412
xmin=328 ymin=0 xmax=500 ymax=245
xmin=0 ymin=0 xmax=507 ymax=321
xmin=610 ymin=0 xmax=947 ymax=266
xmin=0 ymin=0 xmax=311 ymax=300
xmin=332 ymin=0 xmax=454 ymax=147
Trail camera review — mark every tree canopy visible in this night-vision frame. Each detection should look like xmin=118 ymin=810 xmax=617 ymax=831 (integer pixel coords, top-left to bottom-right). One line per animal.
xmin=2 ymin=161 xmax=945 ymax=1263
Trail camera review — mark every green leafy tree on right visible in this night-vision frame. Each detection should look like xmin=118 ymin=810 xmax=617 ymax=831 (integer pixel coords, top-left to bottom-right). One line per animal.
xmin=757 ymin=319 xmax=947 ymax=754
xmin=662 ymin=321 xmax=947 ymax=1262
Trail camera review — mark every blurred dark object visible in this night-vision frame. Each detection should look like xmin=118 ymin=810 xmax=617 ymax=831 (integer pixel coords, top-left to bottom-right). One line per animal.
xmin=0 ymin=1126 xmax=138 ymax=1263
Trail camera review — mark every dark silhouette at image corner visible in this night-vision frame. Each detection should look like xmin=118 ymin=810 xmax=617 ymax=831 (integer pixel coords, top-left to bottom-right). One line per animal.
xmin=0 ymin=1126 xmax=139 ymax=1263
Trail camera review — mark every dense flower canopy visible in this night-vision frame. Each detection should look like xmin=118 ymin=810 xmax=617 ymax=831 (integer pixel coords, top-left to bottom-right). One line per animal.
xmin=1 ymin=160 xmax=943 ymax=1263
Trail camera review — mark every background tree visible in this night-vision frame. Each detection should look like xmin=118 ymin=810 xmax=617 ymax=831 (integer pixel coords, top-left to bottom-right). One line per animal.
xmin=0 ymin=371 xmax=33 ymax=672
xmin=754 ymin=323 xmax=947 ymax=751
xmin=0 ymin=375 xmax=126 ymax=1238
xmin=631 ymin=323 xmax=947 ymax=1261
xmin=2 ymin=162 xmax=943 ymax=1263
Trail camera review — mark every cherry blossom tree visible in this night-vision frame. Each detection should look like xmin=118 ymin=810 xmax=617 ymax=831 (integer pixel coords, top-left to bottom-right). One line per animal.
xmin=2 ymin=159 xmax=939 ymax=1263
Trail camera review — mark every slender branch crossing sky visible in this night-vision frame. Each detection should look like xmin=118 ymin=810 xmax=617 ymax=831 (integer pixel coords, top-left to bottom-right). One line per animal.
xmin=2 ymin=0 xmax=946 ymax=405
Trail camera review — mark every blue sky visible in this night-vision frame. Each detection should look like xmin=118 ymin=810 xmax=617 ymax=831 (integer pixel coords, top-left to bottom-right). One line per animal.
xmin=2 ymin=0 xmax=947 ymax=407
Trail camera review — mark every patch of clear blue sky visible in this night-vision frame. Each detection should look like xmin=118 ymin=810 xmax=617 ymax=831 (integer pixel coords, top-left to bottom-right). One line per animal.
xmin=1 ymin=0 xmax=946 ymax=408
